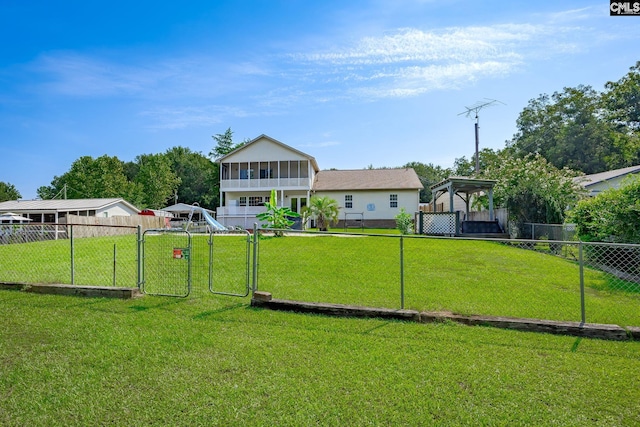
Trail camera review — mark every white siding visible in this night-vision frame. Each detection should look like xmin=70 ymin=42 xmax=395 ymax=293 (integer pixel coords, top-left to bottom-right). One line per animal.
xmin=317 ymin=190 xmax=420 ymax=221
xmin=97 ymin=204 xmax=138 ymax=217
xmin=587 ymin=176 xmax=629 ymax=196
xmin=224 ymin=138 xmax=310 ymax=163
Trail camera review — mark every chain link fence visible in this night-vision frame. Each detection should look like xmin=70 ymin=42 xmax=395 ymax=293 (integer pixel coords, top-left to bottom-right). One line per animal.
xmin=0 ymin=223 xmax=140 ymax=287
xmin=522 ymin=222 xmax=578 ymax=241
xmin=1 ymin=224 xmax=639 ymax=329
xmin=254 ymin=230 xmax=640 ymax=329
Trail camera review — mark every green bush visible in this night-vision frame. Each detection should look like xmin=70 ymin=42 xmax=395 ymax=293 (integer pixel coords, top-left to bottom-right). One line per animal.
xmin=395 ymin=208 xmax=413 ymax=235
xmin=570 ymin=176 xmax=640 ymax=243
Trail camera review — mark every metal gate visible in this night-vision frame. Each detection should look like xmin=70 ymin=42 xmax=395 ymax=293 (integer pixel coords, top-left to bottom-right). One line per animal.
xmin=141 ymin=229 xmax=192 ymax=297
xmin=141 ymin=229 xmax=253 ymax=297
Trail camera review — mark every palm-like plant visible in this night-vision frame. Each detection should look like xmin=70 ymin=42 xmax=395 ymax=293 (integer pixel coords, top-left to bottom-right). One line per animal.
xmin=304 ymin=196 xmax=340 ymax=231
xmin=256 ymin=189 xmax=299 ymax=236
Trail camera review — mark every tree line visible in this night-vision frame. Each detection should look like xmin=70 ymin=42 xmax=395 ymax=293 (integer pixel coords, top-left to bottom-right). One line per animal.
xmin=0 ymin=128 xmax=244 ymax=210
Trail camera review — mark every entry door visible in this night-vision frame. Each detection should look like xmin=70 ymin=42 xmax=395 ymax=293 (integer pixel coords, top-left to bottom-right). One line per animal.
xmin=289 ymin=197 xmax=307 ymax=213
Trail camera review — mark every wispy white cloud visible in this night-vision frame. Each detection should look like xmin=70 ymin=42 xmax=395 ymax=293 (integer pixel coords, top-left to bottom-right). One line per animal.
xmin=29 ymin=52 xmax=251 ymax=100
xmin=140 ymin=105 xmax=252 ymax=130
xmin=298 ymin=140 xmax=341 ymax=148
xmin=32 ymin=53 xmax=157 ymax=97
xmin=294 ymin=26 xmax=526 ymax=65
xmin=283 ymin=23 xmax=587 ymax=101
xmin=21 ymin=12 xmax=606 ymax=128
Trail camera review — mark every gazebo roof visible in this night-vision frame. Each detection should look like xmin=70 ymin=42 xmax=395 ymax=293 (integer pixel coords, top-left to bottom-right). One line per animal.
xmin=430 ymin=176 xmax=497 ymax=194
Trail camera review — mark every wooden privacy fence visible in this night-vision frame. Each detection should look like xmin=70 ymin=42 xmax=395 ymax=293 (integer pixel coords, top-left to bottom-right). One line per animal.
xmin=466 ymin=207 xmax=508 ymax=226
xmin=62 ymin=214 xmax=166 ymax=237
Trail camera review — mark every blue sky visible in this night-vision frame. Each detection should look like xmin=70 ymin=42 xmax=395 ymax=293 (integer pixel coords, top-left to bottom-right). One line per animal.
xmin=1 ymin=1 xmax=639 ymax=199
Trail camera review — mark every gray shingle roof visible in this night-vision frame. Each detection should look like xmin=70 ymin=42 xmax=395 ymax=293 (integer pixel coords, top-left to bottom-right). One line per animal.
xmin=579 ymin=165 xmax=640 ymax=187
xmin=0 ymin=198 xmax=139 ymax=212
xmin=312 ymin=168 xmax=423 ymax=191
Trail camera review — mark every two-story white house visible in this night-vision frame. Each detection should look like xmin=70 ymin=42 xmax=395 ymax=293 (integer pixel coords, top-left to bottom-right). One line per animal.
xmin=216 ymin=135 xmax=319 ymax=229
xmin=216 ymin=134 xmax=423 ymax=229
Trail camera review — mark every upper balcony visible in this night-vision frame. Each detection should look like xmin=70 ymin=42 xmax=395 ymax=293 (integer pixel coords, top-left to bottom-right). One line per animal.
xmin=220 ymin=160 xmax=313 ymax=191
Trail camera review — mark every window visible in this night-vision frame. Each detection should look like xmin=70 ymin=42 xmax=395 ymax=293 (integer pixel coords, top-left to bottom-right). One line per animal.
xmin=239 ymin=197 xmax=247 ymax=207
xmin=259 ymin=169 xmax=272 ymax=179
xmin=345 ymin=195 xmax=353 ymax=209
xmin=240 ymin=169 xmax=254 ymax=179
xmin=390 ymin=194 xmax=398 ymax=208
xmin=249 ymin=196 xmax=263 ymax=206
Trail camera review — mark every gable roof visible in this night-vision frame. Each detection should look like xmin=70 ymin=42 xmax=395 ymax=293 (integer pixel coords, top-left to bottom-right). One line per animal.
xmin=430 ymin=176 xmax=497 ymax=194
xmin=579 ymin=165 xmax=640 ymax=188
xmin=217 ymin=134 xmax=320 ymax=172
xmin=0 ymin=198 xmax=140 ymax=213
xmin=312 ymin=169 xmax=423 ymax=191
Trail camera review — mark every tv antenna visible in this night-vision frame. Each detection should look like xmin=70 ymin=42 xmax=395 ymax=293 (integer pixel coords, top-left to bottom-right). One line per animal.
xmin=458 ymin=98 xmax=504 ymax=175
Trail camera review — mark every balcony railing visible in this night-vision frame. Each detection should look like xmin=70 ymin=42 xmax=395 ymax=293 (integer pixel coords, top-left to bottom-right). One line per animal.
xmin=220 ymin=177 xmax=311 ymax=190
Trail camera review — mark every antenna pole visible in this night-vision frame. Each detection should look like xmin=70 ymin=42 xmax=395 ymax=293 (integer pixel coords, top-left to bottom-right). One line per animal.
xmin=474 ymin=113 xmax=480 ymax=175
xmin=458 ymin=99 xmax=503 ymax=175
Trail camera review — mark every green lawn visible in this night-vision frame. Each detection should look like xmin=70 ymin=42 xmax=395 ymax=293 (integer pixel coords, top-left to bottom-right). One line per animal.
xmin=257 ymin=235 xmax=640 ymax=327
xmin=1 ymin=232 xmax=639 ymax=326
xmin=0 ymin=291 xmax=639 ymax=426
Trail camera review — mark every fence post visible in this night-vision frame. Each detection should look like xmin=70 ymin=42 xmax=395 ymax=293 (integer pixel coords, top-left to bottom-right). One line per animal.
xmin=137 ymin=225 xmax=142 ymax=290
xmin=400 ymin=235 xmax=405 ymax=310
xmin=579 ymin=241 xmax=586 ymax=324
xmin=113 ymin=244 xmax=117 ymax=287
xmin=70 ymin=224 xmax=75 ymax=285
xmin=252 ymin=223 xmax=259 ymax=293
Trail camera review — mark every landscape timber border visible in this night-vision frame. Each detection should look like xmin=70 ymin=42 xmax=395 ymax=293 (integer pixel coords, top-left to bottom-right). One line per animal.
xmin=251 ymin=291 xmax=640 ymax=342
xmin=1 ymin=282 xmax=637 ymax=341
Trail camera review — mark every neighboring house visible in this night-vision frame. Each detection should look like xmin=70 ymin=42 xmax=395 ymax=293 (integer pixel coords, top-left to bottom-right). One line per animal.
xmin=312 ymin=169 xmax=423 ymax=228
xmin=579 ymin=165 xmax=640 ymax=196
xmin=0 ymin=198 xmax=140 ymax=223
xmin=216 ymin=134 xmax=423 ymax=229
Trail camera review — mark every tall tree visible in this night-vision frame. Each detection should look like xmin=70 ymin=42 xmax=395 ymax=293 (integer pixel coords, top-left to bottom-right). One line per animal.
xmin=165 ymin=146 xmax=218 ymax=209
xmin=510 ymin=85 xmax=614 ymax=175
xmin=133 ymin=154 xmax=181 ymax=209
xmin=208 ymin=128 xmax=250 ymax=209
xmin=210 ymin=127 xmax=247 ymax=159
xmin=402 ymin=161 xmax=450 ymax=203
xmin=452 ymin=148 xmax=505 ymax=177
xmin=37 ymin=155 xmax=142 ymax=202
xmin=0 ymin=181 xmax=21 ymax=201
xmin=601 ymin=61 xmax=640 ymax=167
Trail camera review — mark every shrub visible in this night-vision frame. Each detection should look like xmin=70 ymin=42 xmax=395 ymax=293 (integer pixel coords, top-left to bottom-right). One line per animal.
xmin=570 ymin=175 xmax=640 ymax=243
xmin=395 ymin=208 xmax=413 ymax=234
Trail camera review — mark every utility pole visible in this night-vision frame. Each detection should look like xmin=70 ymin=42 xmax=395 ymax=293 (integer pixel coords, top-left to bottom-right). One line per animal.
xmin=458 ymin=99 xmax=503 ymax=175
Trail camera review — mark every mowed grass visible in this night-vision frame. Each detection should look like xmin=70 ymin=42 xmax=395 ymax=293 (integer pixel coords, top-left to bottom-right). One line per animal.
xmin=1 ymin=291 xmax=639 ymax=426
xmin=257 ymin=235 xmax=640 ymax=327
xmin=1 ymin=232 xmax=639 ymax=326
